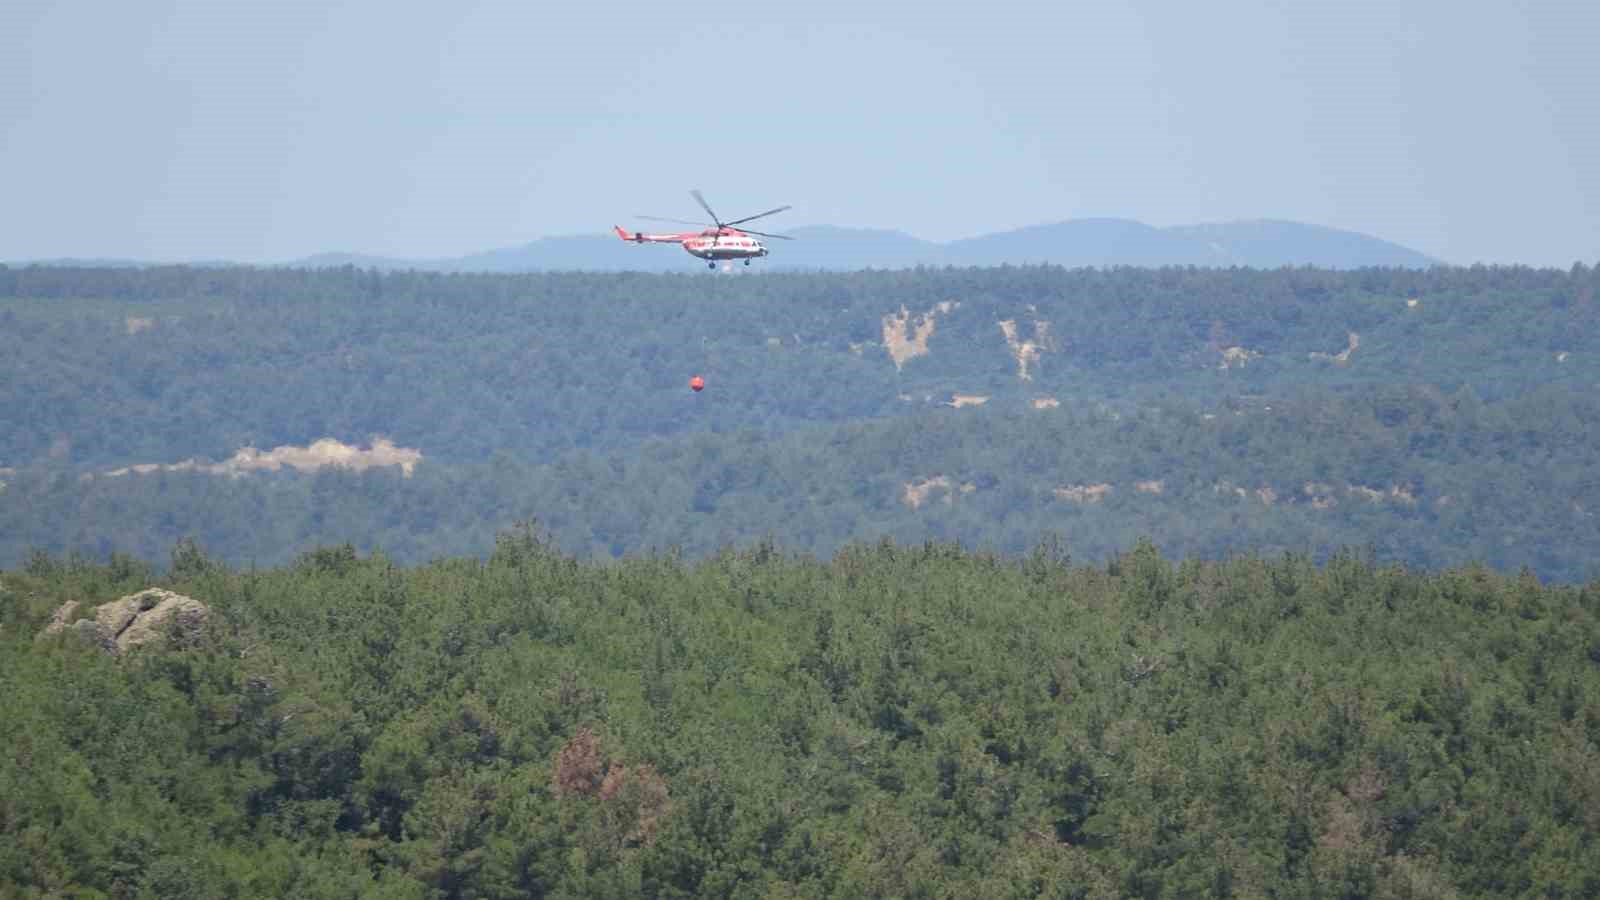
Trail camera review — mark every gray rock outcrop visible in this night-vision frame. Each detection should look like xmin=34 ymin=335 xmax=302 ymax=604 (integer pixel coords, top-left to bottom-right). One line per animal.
xmin=40 ymin=588 xmax=209 ymax=654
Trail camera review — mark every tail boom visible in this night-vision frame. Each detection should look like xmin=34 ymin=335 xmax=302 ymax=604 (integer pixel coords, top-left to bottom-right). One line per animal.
xmin=614 ymin=225 xmax=682 ymax=244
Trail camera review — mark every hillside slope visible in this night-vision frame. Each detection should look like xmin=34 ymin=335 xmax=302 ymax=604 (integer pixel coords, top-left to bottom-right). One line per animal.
xmin=2 ymin=263 xmax=1597 ymax=577
xmin=6 ymin=542 xmax=1596 ymax=896
xmin=2 ymin=264 xmax=1590 ymax=469
xmin=1167 ymin=220 xmax=1439 ymax=268
xmin=944 ymin=218 xmax=1219 ymax=267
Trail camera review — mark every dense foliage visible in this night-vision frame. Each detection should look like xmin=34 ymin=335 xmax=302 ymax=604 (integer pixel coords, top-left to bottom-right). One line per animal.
xmin=3 ymin=263 xmax=1596 ymax=468
xmin=4 ymin=382 xmax=1599 ymax=581
xmin=4 ymin=536 xmax=1598 ymax=897
xmin=2 ymin=263 xmax=1598 ymax=577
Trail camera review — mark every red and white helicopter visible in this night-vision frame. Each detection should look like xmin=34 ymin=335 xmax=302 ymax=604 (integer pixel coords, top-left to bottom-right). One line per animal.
xmin=615 ymin=190 xmax=793 ymax=268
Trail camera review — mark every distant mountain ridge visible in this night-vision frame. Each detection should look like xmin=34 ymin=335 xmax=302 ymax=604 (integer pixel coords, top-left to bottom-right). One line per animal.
xmin=323 ymin=218 xmax=1438 ymax=272
xmin=8 ymin=218 xmax=1440 ymax=272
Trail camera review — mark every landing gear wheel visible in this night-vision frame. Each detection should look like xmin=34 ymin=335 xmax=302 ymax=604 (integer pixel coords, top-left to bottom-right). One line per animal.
xmin=708 ymin=261 xmax=716 ymax=269
xmin=744 ymin=259 xmax=751 ymax=266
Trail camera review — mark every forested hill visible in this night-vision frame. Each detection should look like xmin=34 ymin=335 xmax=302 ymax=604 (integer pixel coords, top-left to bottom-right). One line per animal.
xmin=4 ymin=540 xmax=1599 ymax=896
xmin=2 ymin=262 xmax=1597 ymax=577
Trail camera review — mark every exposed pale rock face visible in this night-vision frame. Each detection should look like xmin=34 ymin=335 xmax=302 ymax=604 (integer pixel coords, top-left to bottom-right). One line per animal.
xmin=41 ymin=588 xmax=209 ymax=654
xmin=1217 ymin=346 xmax=1261 ymax=369
xmin=882 ymin=301 xmax=958 ymax=371
xmin=1055 ymin=483 xmax=1112 ymax=503
xmin=999 ymin=318 xmax=1053 ymax=380
xmin=1310 ymin=332 xmax=1360 ymax=365
xmin=100 ymin=438 xmax=423 ymax=480
xmin=902 ymin=476 xmax=975 ymax=509
xmin=45 ymin=599 xmax=82 ymax=632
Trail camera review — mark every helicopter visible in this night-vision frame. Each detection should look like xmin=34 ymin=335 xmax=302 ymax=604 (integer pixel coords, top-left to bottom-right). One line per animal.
xmin=615 ymin=190 xmax=793 ymax=268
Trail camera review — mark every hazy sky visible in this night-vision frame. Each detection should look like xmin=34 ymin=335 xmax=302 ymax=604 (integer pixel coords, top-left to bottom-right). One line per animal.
xmin=3 ymin=0 xmax=1596 ymax=266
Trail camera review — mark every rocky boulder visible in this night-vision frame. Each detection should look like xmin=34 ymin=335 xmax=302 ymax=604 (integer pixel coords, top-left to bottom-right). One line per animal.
xmin=44 ymin=598 xmax=82 ymax=631
xmin=41 ymin=588 xmax=209 ymax=654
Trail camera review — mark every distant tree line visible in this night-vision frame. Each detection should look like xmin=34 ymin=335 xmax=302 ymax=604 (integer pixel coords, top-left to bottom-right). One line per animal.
xmin=2 ymin=262 xmax=1596 ymax=469
xmin=3 ymin=382 xmax=1597 ymax=581
xmin=3 ymin=262 xmax=1597 ymax=579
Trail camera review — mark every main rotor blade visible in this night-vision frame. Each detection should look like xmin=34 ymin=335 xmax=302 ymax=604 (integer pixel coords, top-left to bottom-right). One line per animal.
xmin=738 ymin=228 xmax=794 ymax=240
xmin=690 ymin=189 xmax=722 ymax=227
xmin=725 ymin=205 xmax=792 ymax=227
xmin=637 ymin=215 xmax=712 ymax=227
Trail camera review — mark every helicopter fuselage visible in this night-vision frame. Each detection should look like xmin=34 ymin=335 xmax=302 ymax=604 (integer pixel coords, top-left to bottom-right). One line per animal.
xmin=683 ymin=229 xmax=768 ymax=261
xmin=616 ymin=192 xmax=788 ymax=268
